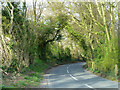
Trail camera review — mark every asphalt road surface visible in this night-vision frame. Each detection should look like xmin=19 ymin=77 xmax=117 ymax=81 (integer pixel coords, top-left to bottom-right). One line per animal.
xmin=41 ymin=62 xmax=118 ymax=89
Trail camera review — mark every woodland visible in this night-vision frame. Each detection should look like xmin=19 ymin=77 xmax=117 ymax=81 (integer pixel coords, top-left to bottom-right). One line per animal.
xmin=0 ymin=1 xmax=120 ymax=88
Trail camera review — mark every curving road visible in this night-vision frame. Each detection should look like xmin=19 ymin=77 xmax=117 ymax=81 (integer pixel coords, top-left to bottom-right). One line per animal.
xmin=41 ymin=62 xmax=118 ymax=89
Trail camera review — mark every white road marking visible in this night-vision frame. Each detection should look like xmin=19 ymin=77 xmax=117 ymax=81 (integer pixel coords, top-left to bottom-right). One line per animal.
xmin=85 ymin=84 xmax=95 ymax=90
xmin=66 ymin=64 xmax=79 ymax=81
xmin=67 ymin=70 xmax=69 ymax=73
xmin=66 ymin=65 xmax=78 ymax=81
xmin=69 ymin=74 xmax=78 ymax=81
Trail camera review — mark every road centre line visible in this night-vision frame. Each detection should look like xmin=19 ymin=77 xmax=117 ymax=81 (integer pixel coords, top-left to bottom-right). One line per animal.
xmin=67 ymin=70 xmax=69 ymax=73
xmin=66 ymin=65 xmax=78 ymax=81
xmin=69 ymin=74 xmax=78 ymax=80
xmin=84 ymin=84 xmax=96 ymax=90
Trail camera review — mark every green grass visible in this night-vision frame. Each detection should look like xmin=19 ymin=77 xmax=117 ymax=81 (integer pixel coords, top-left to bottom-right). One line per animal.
xmin=24 ymin=75 xmax=40 ymax=82
xmin=24 ymin=76 xmax=30 ymax=79
xmin=6 ymin=73 xmax=42 ymax=88
xmin=14 ymin=80 xmax=28 ymax=87
xmin=84 ymin=64 xmax=119 ymax=81
xmin=2 ymin=59 xmax=51 ymax=88
xmin=2 ymin=85 xmax=16 ymax=88
xmin=94 ymin=70 xmax=100 ymax=74
xmin=13 ymin=63 xmax=47 ymax=87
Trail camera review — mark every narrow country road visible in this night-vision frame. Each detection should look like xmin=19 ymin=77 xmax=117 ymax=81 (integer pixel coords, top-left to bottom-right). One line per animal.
xmin=41 ymin=62 xmax=118 ymax=89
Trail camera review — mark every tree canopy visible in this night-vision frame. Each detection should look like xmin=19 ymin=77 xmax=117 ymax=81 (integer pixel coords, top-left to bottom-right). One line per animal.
xmin=1 ymin=1 xmax=119 ymax=86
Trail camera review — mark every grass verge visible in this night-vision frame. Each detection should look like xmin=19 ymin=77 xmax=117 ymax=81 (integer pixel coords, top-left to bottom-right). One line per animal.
xmin=2 ymin=60 xmax=51 ymax=88
xmin=83 ymin=64 xmax=119 ymax=82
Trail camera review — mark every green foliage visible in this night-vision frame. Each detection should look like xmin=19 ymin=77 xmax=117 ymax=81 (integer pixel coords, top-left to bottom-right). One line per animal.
xmin=2 ymin=2 xmax=119 ymax=88
xmin=66 ymin=25 xmax=87 ymax=51
xmin=57 ymin=47 xmax=71 ymax=63
xmin=24 ymin=76 xmax=40 ymax=82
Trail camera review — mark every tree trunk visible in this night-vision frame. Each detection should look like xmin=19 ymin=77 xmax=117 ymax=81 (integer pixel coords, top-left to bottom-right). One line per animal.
xmin=33 ymin=0 xmax=37 ymax=23
xmin=118 ymin=1 xmax=120 ymax=76
xmin=89 ymin=44 xmax=94 ymax=60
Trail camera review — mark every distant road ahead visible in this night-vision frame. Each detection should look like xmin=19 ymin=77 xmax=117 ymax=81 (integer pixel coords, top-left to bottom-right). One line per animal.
xmin=42 ymin=62 xmax=118 ymax=89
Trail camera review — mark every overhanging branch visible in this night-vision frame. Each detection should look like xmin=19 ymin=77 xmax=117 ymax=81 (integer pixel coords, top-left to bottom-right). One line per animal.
xmin=45 ymin=29 xmax=60 ymax=44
